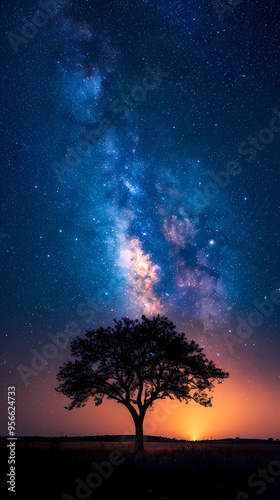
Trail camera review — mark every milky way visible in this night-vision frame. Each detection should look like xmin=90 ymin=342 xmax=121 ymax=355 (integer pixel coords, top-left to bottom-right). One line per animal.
xmin=1 ymin=0 xmax=280 ymax=437
xmin=48 ymin=46 xmax=238 ymax=338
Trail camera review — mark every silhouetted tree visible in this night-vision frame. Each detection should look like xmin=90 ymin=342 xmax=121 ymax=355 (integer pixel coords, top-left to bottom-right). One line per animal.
xmin=56 ymin=315 xmax=229 ymax=451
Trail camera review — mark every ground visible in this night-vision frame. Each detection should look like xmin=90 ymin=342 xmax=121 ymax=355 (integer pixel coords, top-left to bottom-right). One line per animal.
xmin=1 ymin=438 xmax=280 ymax=500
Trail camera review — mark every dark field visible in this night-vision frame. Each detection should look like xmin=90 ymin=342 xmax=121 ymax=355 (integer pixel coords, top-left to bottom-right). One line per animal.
xmin=2 ymin=438 xmax=280 ymax=500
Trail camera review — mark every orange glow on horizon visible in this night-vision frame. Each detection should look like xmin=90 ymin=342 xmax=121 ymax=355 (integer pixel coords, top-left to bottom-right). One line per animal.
xmin=16 ymin=365 xmax=280 ymax=440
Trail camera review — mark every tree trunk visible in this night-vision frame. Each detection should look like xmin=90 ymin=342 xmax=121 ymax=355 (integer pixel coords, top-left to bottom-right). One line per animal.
xmin=134 ymin=417 xmax=144 ymax=452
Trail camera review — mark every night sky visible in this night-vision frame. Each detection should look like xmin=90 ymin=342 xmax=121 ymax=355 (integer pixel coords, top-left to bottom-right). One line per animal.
xmin=1 ymin=0 xmax=280 ymax=439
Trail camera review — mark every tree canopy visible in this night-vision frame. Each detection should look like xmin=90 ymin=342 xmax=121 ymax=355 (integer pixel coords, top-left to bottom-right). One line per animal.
xmin=56 ymin=315 xmax=229 ymax=450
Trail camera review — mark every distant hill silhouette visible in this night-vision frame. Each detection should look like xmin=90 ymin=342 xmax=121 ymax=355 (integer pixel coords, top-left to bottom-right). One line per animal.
xmin=0 ymin=435 xmax=278 ymax=443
